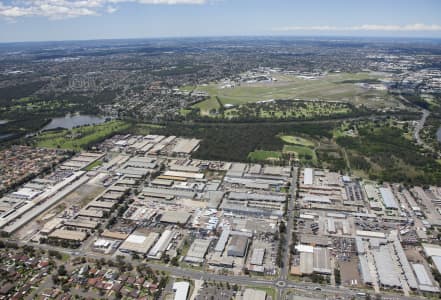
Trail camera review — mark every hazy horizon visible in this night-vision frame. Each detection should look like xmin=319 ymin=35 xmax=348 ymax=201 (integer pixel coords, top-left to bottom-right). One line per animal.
xmin=1 ymin=0 xmax=441 ymax=43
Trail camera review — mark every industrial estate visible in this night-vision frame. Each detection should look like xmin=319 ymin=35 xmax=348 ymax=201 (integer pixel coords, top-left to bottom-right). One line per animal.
xmin=0 ymin=131 xmax=441 ymax=300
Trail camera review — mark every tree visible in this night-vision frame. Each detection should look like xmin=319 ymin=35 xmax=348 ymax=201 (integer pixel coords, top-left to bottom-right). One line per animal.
xmin=58 ymin=265 xmax=67 ymax=276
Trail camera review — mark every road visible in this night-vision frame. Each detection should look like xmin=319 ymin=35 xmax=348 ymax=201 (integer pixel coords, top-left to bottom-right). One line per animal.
xmin=397 ymin=91 xmax=431 ymax=149
xmin=413 ymin=109 xmax=430 ymax=147
xmin=3 ymin=237 xmax=428 ymax=300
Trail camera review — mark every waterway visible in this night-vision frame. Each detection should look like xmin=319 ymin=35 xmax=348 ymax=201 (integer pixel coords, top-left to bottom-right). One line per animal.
xmin=436 ymin=127 xmax=441 ymax=143
xmin=42 ymin=114 xmax=108 ymax=131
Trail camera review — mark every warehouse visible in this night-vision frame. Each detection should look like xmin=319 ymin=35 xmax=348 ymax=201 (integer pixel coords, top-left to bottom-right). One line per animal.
xmin=358 ymin=255 xmax=373 ymax=285
xmin=77 ymin=208 xmax=104 ymax=218
xmin=302 ymin=194 xmax=331 ymax=204
xmin=250 ymin=248 xmax=265 ymax=266
xmin=226 ymin=163 xmax=247 ymax=177
xmin=327 ymin=218 xmax=336 ymax=234
xmin=303 ymin=168 xmax=314 ymax=185
xmin=300 ymin=252 xmax=314 ymax=275
xmin=412 ymin=264 xmax=432 ymax=286
xmin=313 ymin=247 xmax=332 ymax=274
xmin=119 ymin=231 xmax=159 ymax=255
xmin=160 ymin=211 xmax=191 ymax=225
xmin=215 ymin=229 xmax=230 ymax=253
xmin=355 ymin=237 xmax=365 ymax=254
xmin=356 ymin=230 xmax=386 ymax=239
xmin=64 ymin=219 xmax=98 ymax=230
xmin=242 ymin=289 xmax=266 ymax=300
xmin=86 ymin=200 xmax=116 ymax=210
xmin=148 ymin=229 xmax=173 ymax=259
xmin=221 ymin=201 xmax=283 ymax=217
xmin=432 ymin=256 xmax=441 ymax=274
xmin=101 ymin=230 xmax=129 ymax=240
xmin=172 ymin=281 xmax=190 ymax=300
xmin=422 ymin=243 xmax=441 ymax=257
xmin=372 ymin=245 xmax=401 ymax=288
xmin=171 ymin=138 xmax=200 ymax=155
xmin=162 ymin=170 xmax=204 ymax=180
xmin=142 ymin=187 xmax=196 ymax=199
xmin=392 ymin=234 xmax=418 ymax=289
xmin=227 ymin=235 xmax=249 ymax=257
xmin=184 ymin=239 xmax=211 ymax=263
xmin=49 ymin=229 xmax=87 ymax=241
xmin=379 ymin=187 xmax=398 ymax=210
xmin=228 ymin=192 xmax=285 ymax=203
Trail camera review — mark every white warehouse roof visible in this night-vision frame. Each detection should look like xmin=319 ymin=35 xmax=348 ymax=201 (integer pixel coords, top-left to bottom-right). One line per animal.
xmin=379 ymin=187 xmax=398 ymax=209
xmin=303 ymin=168 xmax=314 ymax=185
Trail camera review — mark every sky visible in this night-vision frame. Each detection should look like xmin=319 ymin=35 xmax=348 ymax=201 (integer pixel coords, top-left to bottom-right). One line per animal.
xmin=0 ymin=0 xmax=441 ymax=42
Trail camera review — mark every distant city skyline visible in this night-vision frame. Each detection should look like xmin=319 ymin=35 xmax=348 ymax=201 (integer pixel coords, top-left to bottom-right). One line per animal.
xmin=1 ymin=0 xmax=441 ymax=42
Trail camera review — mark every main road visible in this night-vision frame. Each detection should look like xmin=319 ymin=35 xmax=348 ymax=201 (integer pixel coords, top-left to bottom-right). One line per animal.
xmin=2 ymin=237 xmax=426 ymax=300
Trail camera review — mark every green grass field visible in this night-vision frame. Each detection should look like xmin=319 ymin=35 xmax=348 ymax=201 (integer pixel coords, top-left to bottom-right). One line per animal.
xmin=248 ymin=150 xmax=282 ymax=161
xmin=188 ymin=72 xmax=399 ymax=115
xmin=34 ymin=120 xmax=131 ymax=151
xmin=279 ymin=135 xmax=315 ymax=147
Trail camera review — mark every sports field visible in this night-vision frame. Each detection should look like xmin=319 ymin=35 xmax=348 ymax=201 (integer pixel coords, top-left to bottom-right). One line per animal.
xmin=189 ymin=72 xmax=400 ymax=115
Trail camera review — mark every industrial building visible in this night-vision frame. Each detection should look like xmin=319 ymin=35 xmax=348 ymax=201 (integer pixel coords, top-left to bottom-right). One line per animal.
xmin=242 ymin=289 xmax=266 ymax=300
xmin=313 ymin=247 xmax=332 ymax=274
xmin=227 ymin=235 xmax=249 ymax=257
xmin=48 ymin=229 xmax=87 ymax=241
xmin=184 ymin=239 xmax=211 ymax=263
xmin=172 ymin=281 xmax=190 ymax=300
xmin=303 ymin=168 xmax=314 ymax=185
xmin=160 ymin=211 xmax=192 ymax=225
xmin=372 ymin=245 xmax=401 ymax=288
xmin=119 ymin=231 xmax=159 ymax=255
xmin=379 ymin=187 xmax=399 ymax=210
xmin=250 ymin=248 xmax=265 ymax=266
xmin=148 ymin=229 xmax=174 ymax=259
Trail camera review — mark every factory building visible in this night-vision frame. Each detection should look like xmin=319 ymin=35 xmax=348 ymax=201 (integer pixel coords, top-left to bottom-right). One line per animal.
xmin=119 ymin=231 xmax=159 ymax=255
xmin=250 ymin=248 xmax=265 ymax=266
xmin=148 ymin=229 xmax=173 ymax=259
xmin=48 ymin=229 xmax=87 ymax=242
xmin=303 ymin=168 xmax=314 ymax=185
xmin=379 ymin=187 xmax=399 ymax=210
xmin=184 ymin=239 xmax=211 ymax=264
xmin=227 ymin=235 xmax=249 ymax=257
xmin=172 ymin=281 xmax=190 ymax=300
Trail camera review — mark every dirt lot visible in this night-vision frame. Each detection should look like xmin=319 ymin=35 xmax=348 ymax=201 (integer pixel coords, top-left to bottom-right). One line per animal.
xmin=339 ymin=256 xmax=362 ymax=286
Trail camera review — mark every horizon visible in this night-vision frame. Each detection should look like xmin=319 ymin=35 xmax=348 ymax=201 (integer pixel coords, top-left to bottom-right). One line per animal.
xmin=2 ymin=34 xmax=441 ymax=46
xmin=1 ymin=0 xmax=441 ymax=43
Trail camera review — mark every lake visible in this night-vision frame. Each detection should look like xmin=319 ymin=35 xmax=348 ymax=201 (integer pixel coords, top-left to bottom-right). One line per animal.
xmin=437 ymin=127 xmax=441 ymax=143
xmin=42 ymin=114 xmax=108 ymax=131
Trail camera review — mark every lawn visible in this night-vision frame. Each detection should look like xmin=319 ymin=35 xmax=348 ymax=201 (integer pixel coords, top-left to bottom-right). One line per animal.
xmin=34 ymin=120 xmax=131 ymax=151
xmin=279 ymin=135 xmax=315 ymax=147
xmin=248 ymin=150 xmax=282 ymax=162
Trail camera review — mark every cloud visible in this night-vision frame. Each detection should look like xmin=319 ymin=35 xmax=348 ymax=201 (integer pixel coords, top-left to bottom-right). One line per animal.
xmin=0 ymin=0 xmax=207 ymax=19
xmin=273 ymin=23 xmax=441 ymax=32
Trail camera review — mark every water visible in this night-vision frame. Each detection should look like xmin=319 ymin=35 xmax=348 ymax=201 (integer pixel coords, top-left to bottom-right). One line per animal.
xmin=0 ymin=133 xmax=14 ymax=141
xmin=42 ymin=114 xmax=108 ymax=131
xmin=437 ymin=127 xmax=441 ymax=143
